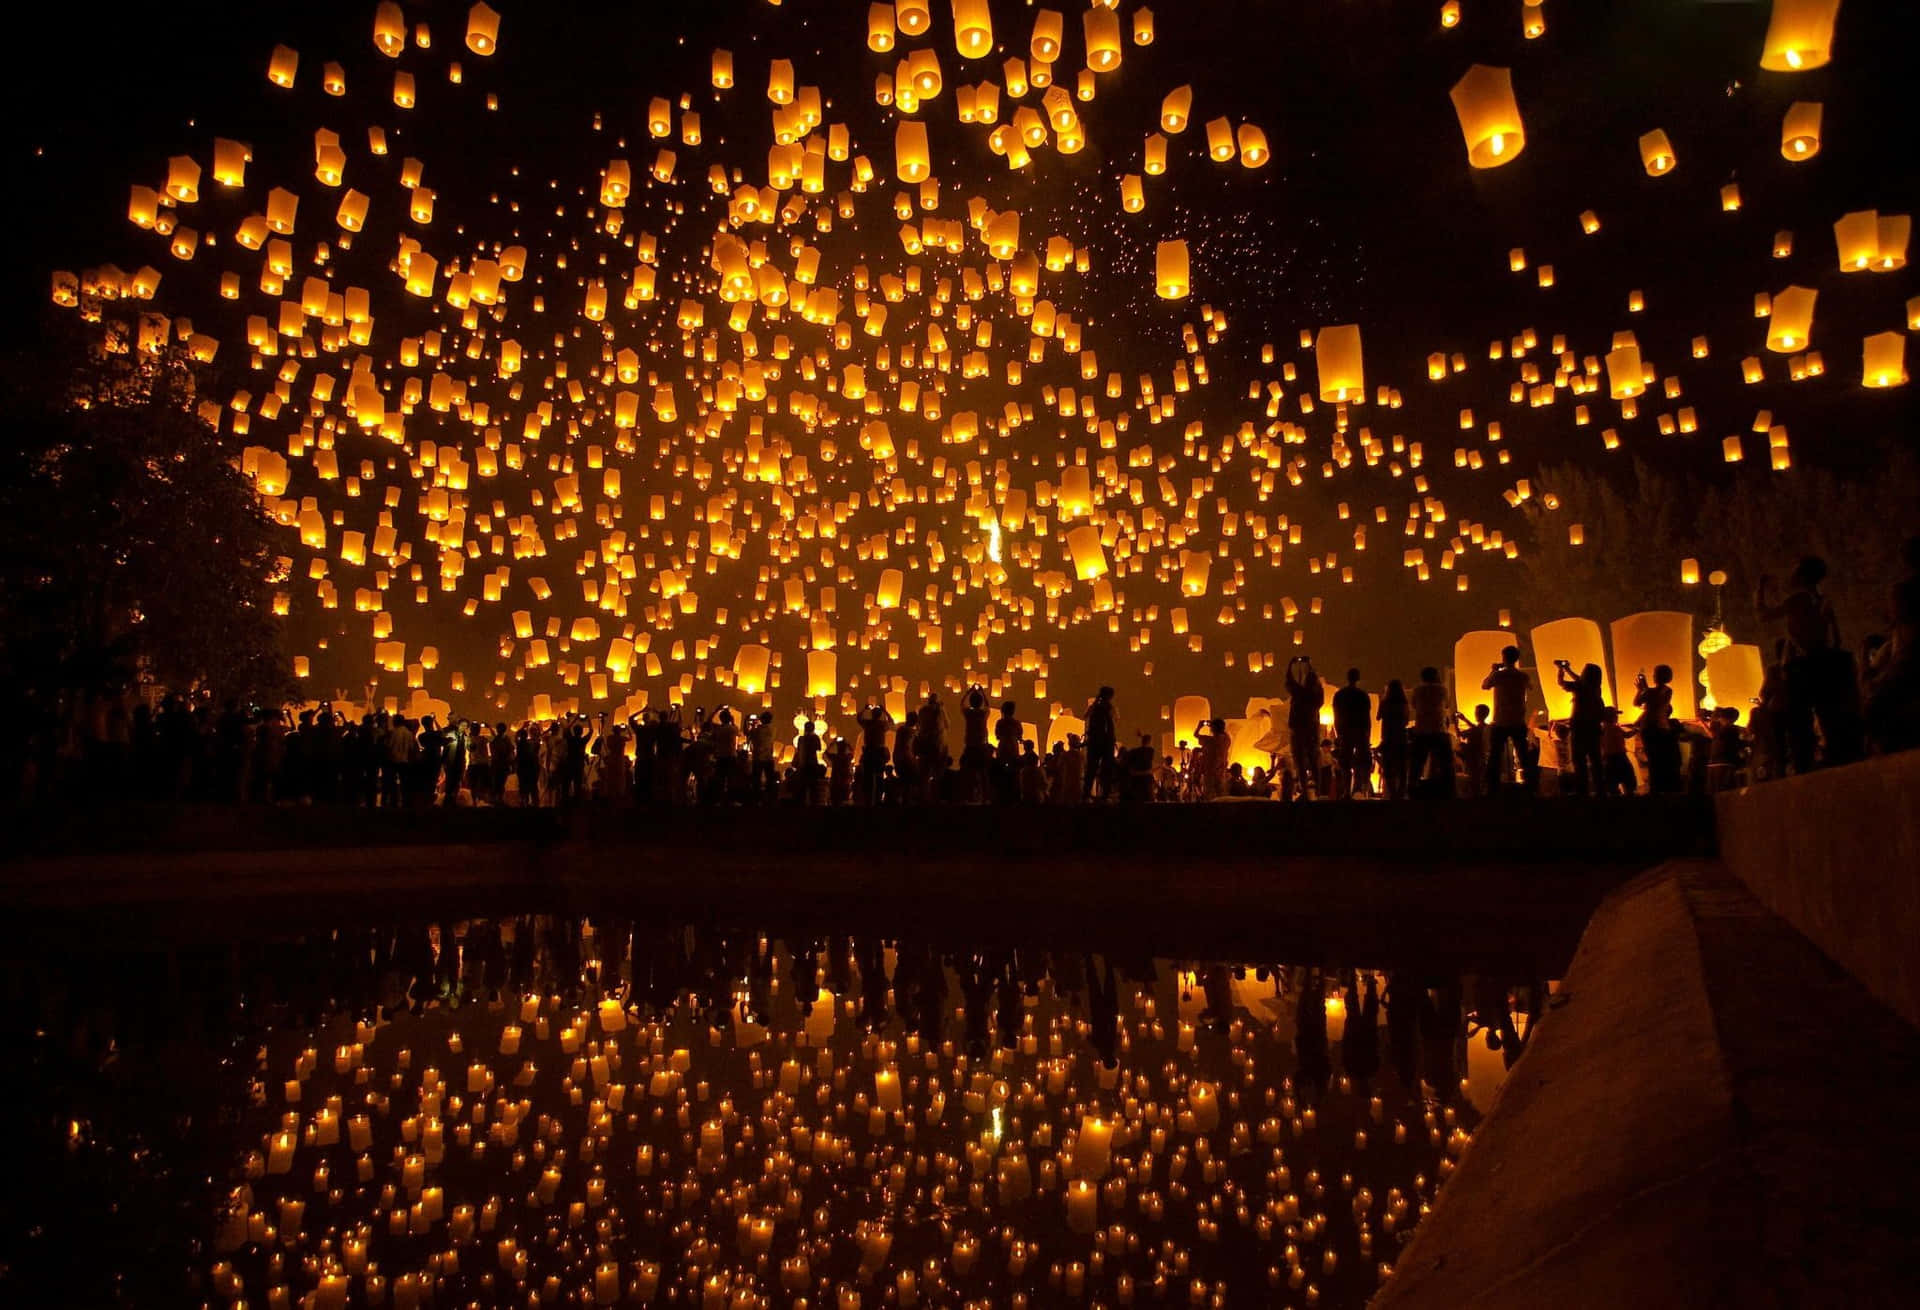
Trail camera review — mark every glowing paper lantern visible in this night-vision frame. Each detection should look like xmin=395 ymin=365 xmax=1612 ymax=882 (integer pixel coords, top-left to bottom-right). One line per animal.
xmin=1314 ymin=324 xmax=1364 ymax=403
xmin=1172 ymin=696 xmax=1211 ymax=747
xmin=1154 ymin=240 xmax=1190 ymax=300
xmin=1760 ymin=0 xmax=1840 ymax=71
xmin=1834 ymin=210 xmax=1879 ymax=269
xmin=1862 ymin=331 xmax=1907 ymax=388
xmin=1161 ymin=85 xmax=1192 ymax=133
xmin=806 ymin=650 xmax=838 ymax=698
xmin=1704 ymin=644 xmax=1765 ymax=713
xmin=1453 ymin=630 xmax=1514 ymax=723
xmin=1765 ymin=285 xmax=1816 ymax=352
xmin=1529 ymin=618 xmax=1613 ymax=720
xmin=1066 ymin=525 xmax=1107 ymax=580
xmin=1781 ymin=101 xmax=1822 ymax=159
xmin=1449 ymin=65 xmax=1526 ymax=167
xmin=951 ymin=0 xmax=993 ymax=58
xmin=733 ymin=644 xmax=770 ymax=696
xmin=868 ymin=4 xmax=897 ymax=52
xmin=1638 ymin=129 xmax=1677 ymax=176
xmin=896 ymin=0 xmax=930 ymax=37
xmin=1611 ymin=611 xmax=1696 ymax=722
xmin=465 ymin=4 xmax=501 ymax=55
xmin=895 ymin=121 xmax=930 ymax=183
xmin=1605 ymin=343 xmax=1646 ymax=399
xmin=1083 ymin=7 xmax=1122 ymax=72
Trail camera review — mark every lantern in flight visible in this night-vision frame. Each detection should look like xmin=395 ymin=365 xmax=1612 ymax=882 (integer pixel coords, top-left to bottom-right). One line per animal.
xmin=1638 ymin=129 xmax=1676 ymax=175
xmin=1314 ymin=324 xmax=1364 ymax=403
xmin=1449 ymin=65 xmax=1526 ymax=167
xmin=1760 ymin=0 xmax=1840 ymax=71
xmin=952 ymin=0 xmax=993 ymax=58
xmin=1862 ymin=332 xmax=1907 ymax=388
xmin=1780 ymin=101 xmax=1822 ymax=159
xmin=1161 ymin=86 xmax=1192 ymax=133
xmin=1766 ymin=285 xmax=1817 ymax=351
xmin=1154 ymin=240 xmax=1190 ymax=299
xmin=895 ymin=121 xmax=931 ymax=183
xmin=466 ymin=4 xmax=500 ymax=55
xmin=1083 ymin=8 xmax=1122 ymax=71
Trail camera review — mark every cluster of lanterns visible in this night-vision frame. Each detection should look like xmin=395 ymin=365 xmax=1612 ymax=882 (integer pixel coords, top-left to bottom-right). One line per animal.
xmin=47 ymin=0 xmax=1912 ymax=734
xmin=211 ymin=925 xmax=1494 ymax=1308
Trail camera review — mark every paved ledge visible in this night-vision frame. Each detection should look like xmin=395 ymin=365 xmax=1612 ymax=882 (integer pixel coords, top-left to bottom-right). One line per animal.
xmin=1375 ymin=860 xmax=1920 ymax=1310
xmin=2 ymin=793 xmax=1714 ymax=861
xmin=0 ymin=798 xmax=1711 ymax=968
xmin=1716 ymin=752 xmax=1920 ymax=1028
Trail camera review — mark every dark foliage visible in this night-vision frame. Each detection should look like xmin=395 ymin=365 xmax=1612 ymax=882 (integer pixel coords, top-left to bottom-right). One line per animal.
xmin=0 ymin=324 xmax=296 ymax=724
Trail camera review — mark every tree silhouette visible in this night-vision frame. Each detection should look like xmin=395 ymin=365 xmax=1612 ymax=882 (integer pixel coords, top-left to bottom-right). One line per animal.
xmin=0 ymin=324 xmax=295 ymax=729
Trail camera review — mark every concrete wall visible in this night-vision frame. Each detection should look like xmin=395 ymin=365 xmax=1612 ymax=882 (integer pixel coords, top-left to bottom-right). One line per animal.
xmin=1376 ymin=861 xmax=1920 ymax=1310
xmin=1716 ymin=752 xmax=1920 ymax=1028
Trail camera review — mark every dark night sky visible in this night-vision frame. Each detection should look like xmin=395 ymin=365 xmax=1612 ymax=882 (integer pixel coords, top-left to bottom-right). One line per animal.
xmin=3 ymin=0 xmax=1915 ymax=730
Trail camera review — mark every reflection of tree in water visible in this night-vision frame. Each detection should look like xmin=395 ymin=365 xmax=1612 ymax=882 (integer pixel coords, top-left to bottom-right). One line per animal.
xmin=6 ymin=916 xmax=1543 ymax=1309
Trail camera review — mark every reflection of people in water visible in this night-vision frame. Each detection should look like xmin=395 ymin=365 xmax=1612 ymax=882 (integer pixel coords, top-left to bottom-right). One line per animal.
xmin=1293 ymin=966 xmax=1332 ymax=1097
xmin=1086 ymin=953 xmax=1120 ymax=1068
xmin=1342 ymin=971 xmax=1381 ymax=1084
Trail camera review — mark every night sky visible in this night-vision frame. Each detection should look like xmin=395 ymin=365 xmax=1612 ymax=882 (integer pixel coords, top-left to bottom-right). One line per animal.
xmin=5 ymin=0 xmax=1915 ymax=737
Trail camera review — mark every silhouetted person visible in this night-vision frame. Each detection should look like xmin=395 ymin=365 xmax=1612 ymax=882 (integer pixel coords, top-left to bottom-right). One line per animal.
xmin=1083 ymin=686 xmax=1118 ymax=801
xmin=1285 ymin=657 xmax=1324 ymax=800
xmin=1331 ymin=668 xmax=1371 ymax=799
xmin=1409 ymin=667 xmax=1453 ymax=798
xmin=1757 ymin=556 xmax=1863 ymax=771
xmin=1481 ymin=646 xmax=1531 ymax=794
xmin=1633 ymin=664 xmax=1682 ymax=794
xmin=1378 ymin=680 xmax=1410 ymax=800
xmin=1557 ymin=660 xmax=1606 ymax=795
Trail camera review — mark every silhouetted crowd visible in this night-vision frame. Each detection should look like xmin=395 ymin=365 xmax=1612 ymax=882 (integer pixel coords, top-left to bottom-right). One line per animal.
xmin=23 ymin=548 xmax=1918 ymax=808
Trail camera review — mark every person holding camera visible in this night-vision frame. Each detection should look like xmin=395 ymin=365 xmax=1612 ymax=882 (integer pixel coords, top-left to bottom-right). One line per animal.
xmin=1480 ymin=646 xmax=1532 ymax=794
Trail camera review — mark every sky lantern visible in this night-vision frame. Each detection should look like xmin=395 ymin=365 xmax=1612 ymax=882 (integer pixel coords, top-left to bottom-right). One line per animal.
xmin=1237 ymin=124 xmax=1270 ymax=167
xmin=1781 ymin=101 xmax=1822 ymax=159
xmin=896 ymin=0 xmax=930 ymax=36
xmin=1766 ymin=285 xmax=1816 ymax=351
xmin=267 ymin=44 xmax=298 ymax=88
xmin=1204 ymin=117 xmax=1235 ymax=161
xmin=465 ymin=3 xmax=500 ymax=55
xmin=1154 ymin=240 xmax=1190 ymax=299
xmin=1449 ymin=65 xmax=1526 ymax=167
xmin=1874 ymin=213 xmax=1909 ymax=270
xmin=1453 ymin=630 xmax=1513 ymax=721
xmin=1171 ymin=695 xmax=1211 ymax=746
xmin=951 ymin=0 xmax=993 ymax=58
xmin=1030 ymin=8 xmax=1063 ymax=61
xmin=373 ymin=2 xmax=405 ymax=56
xmin=1833 ymin=209 xmax=1878 ymax=269
xmin=1704 ymin=644 xmax=1765 ymax=713
xmin=868 ymin=4 xmax=896 ymax=52
xmin=806 ymin=650 xmax=838 ymax=697
xmin=1760 ymin=0 xmax=1841 ymax=71
xmin=1067 ymin=524 xmax=1108 ymax=580
xmin=1605 ymin=342 xmax=1645 ymax=398
xmin=1612 ymin=612 xmax=1696 ymax=720
xmin=733 ymin=644 xmax=770 ymax=695
xmin=895 ymin=120 xmax=931 ymax=183
xmin=1862 ymin=331 xmax=1907 ymax=388
xmin=1529 ymin=618 xmax=1613 ymax=719
xmin=1161 ymin=85 xmax=1192 ymax=133
xmin=1084 ymin=7 xmax=1122 ymax=71
xmin=1638 ymin=129 xmax=1677 ymax=175
xmin=1314 ymin=324 xmax=1364 ymax=403
xmin=711 ymin=48 xmax=733 ymax=87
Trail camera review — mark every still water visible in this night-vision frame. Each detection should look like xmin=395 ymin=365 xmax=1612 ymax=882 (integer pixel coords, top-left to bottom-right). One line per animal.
xmin=4 ymin=916 xmax=1546 ymax=1308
